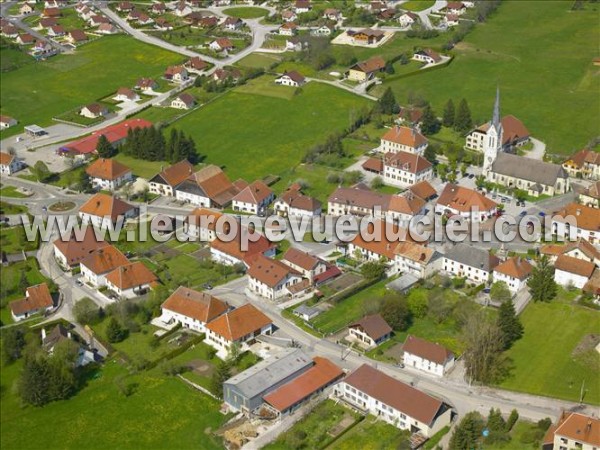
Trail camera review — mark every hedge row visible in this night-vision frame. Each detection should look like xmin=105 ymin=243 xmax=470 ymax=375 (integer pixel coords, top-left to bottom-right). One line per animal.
xmin=329 ymin=275 xmax=384 ymax=305
xmin=145 ymin=333 xmax=205 ymax=371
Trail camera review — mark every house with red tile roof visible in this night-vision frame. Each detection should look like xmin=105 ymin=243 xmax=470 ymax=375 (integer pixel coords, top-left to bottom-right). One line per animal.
xmin=347 ymin=56 xmax=386 ymax=82
xmin=348 ymin=314 xmax=392 ymax=348
xmin=563 ymin=149 xmax=600 ymax=180
xmin=554 ymin=254 xmax=596 ymax=289
xmin=382 ymin=151 xmax=433 ymax=188
xmin=114 ymin=87 xmax=139 ymax=102
xmin=394 ymin=241 xmax=440 ymax=279
xmin=543 ymin=411 xmax=600 ymax=450
xmin=184 ymin=56 xmax=208 ymax=74
xmin=149 ymin=159 xmax=194 ymax=197
xmin=86 ymin=158 xmax=133 ymax=191
xmin=273 ymin=184 xmax=321 ymax=218
xmin=78 ymin=193 xmax=137 ymax=230
xmin=209 ymin=37 xmax=233 ymax=52
xmin=466 ymin=115 xmax=530 ymax=152
xmin=205 ymin=303 xmax=273 ymax=358
xmin=0 ymin=151 xmax=22 ymax=175
xmin=435 ymin=183 xmax=498 ymax=222
xmin=48 ymin=24 xmax=66 ymax=36
xmin=135 ymin=77 xmax=159 ymax=92
xmin=67 ymin=29 xmax=88 ymax=44
xmin=160 ymin=286 xmax=229 ymax=332
xmin=164 ymin=65 xmax=189 ymax=83
xmin=170 ymin=92 xmax=195 ymax=110
xmin=492 ymin=256 xmax=533 ymax=293
xmin=175 ymin=164 xmax=241 ymax=208
xmin=53 ymin=226 xmax=110 ymax=268
xmin=402 ymin=335 xmax=455 ymax=376
xmin=247 ymin=254 xmax=303 ymax=300
xmin=380 ymin=125 xmax=428 ymax=155
xmin=104 ymin=262 xmax=157 ymax=298
xmin=222 ymin=16 xmax=243 ymax=30
xmin=210 ymin=226 xmax=275 ymax=266
xmin=281 ymin=248 xmax=328 ymax=282
xmin=232 ymin=180 xmax=274 ymax=215
xmin=551 ymin=203 xmax=600 ymax=244
xmin=184 ymin=207 xmax=226 ymax=242
xmin=333 ymin=364 xmax=452 ymax=437
xmin=540 ymin=238 xmax=600 ymax=267
xmin=80 ymin=103 xmax=109 ymax=119
xmin=80 ymin=245 xmax=129 ymax=287
xmin=9 ymin=283 xmax=54 ymax=322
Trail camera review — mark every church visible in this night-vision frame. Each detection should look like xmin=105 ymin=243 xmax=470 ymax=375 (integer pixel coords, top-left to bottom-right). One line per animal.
xmin=482 ymin=89 xmax=569 ymax=197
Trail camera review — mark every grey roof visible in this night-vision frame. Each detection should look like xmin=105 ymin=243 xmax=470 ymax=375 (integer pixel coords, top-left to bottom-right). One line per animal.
xmin=491 ymin=152 xmax=567 ymax=187
xmin=224 ymin=348 xmax=312 ymax=399
xmin=293 ymin=304 xmax=320 ymax=317
xmin=444 ymin=243 xmax=499 ymax=271
xmin=175 ymin=179 xmax=207 ymax=197
xmin=386 ymin=273 xmax=419 ymax=292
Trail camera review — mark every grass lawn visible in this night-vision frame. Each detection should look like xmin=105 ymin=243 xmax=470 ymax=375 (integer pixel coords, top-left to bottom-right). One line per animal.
xmin=0 ymin=258 xmax=47 ymax=303
xmin=235 ymin=52 xmax=282 ymax=69
xmin=235 ymin=75 xmax=299 ymax=100
xmin=113 ymin=154 xmax=168 ymax=179
xmin=0 ymin=225 xmax=40 ymax=254
xmin=329 ymin=416 xmax=410 ymax=450
xmin=0 ymin=356 xmax=227 ymax=450
xmin=500 ymin=288 xmax=600 ymax=405
xmin=222 ymin=6 xmax=269 ymax=18
xmin=0 ymin=201 xmax=27 ymax=215
xmin=0 ymin=46 xmax=33 ymax=73
xmin=375 ymin=1 xmax=600 ymax=155
xmin=166 ymin=79 xmax=371 ymax=181
xmin=0 ymin=185 xmax=30 ymax=198
xmin=400 ymin=0 xmax=436 ymax=11
xmin=0 ymin=35 xmax=183 ymax=138
xmin=133 ymin=105 xmax=193 ymax=125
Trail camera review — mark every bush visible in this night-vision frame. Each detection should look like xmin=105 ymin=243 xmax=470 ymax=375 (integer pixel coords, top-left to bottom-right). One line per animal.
xmin=106 ymin=317 xmax=128 ymax=343
xmin=452 ymin=277 xmax=466 ymax=289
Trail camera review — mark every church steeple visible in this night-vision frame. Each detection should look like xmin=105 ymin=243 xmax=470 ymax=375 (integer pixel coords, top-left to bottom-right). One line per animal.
xmin=492 ymin=85 xmax=501 ymax=131
xmin=482 ymin=86 xmax=503 ymax=175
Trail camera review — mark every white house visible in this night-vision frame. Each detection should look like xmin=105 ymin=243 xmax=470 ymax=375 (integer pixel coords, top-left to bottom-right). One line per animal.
xmin=80 ymin=103 xmax=109 ymax=119
xmin=0 ymin=115 xmax=17 ymax=130
xmin=275 ymin=70 xmax=306 ymax=87
xmin=551 ymin=203 xmax=600 ymax=245
xmin=435 ymin=184 xmax=498 ymax=223
xmin=9 ymin=283 xmax=54 ymax=322
xmin=184 ymin=208 xmax=224 ymax=242
xmin=382 ymin=151 xmax=433 ymax=188
xmin=148 ymin=159 xmax=194 ymax=197
xmin=160 ymin=286 xmax=229 ymax=332
xmin=104 ymin=262 xmax=157 ymax=298
xmin=52 ymin=227 xmax=110 ymax=269
xmin=442 ymin=244 xmax=500 ymax=285
xmin=492 ymin=257 xmax=533 ymax=293
xmin=85 ymin=158 xmax=133 ymax=191
xmin=281 ymin=248 xmax=328 ymax=282
xmin=545 ymin=412 xmax=600 ymax=450
xmin=209 ymin=38 xmax=233 ymax=53
xmin=398 ymin=11 xmax=418 ymax=27
xmin=231 ymin=180 xmax=274 ymax=215
xmin=78 ymin=193 xmax=137 ymax=231
xmin=247 ymin=255 xmax=303 ymax=300
xmin=413 ymin=48 xmax=442 ymax=65
xmin=114 ymin=87 xmax=139 ymax=102
xmin=164 ymin=65 xmax=189 ymax=83
xmin=210 ymin=228 xmax=275 ymax=266
xmin=0 ymin=151 xmax=22 ymax=175
xmin=79 ymin=245 xmax=129 ymax=287
xmin=380 ymin=126 xmax=428 ymax=155
xmin=333 ymin=364 xmax=452 ymax=438
xmin=394 ymin=242 xmax=440 ymax=279
xmin=554 ymin=255 xmax=596 ymax=289
xmin=347 ymin=314 xmax=392 ymax=348
xmin=279 ymin=22 xmax=298 ymax=36
xmin=273 ymin=185 xmax=322 ymax=218
xmin=170 ymin=93 xmax=195 ymax=110
xmin=402 ymin=335 xmax=455 ymax=377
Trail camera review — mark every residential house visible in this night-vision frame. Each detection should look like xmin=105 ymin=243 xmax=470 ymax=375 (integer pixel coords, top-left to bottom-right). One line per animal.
xmin=281 ymin=10 xmax=297 ymax=22
xmin=275 ymin=70 xmax=306 ymax=87
xmin=210 ymin=227 xmax=275 ymax=266
xmin=209 ymin=37 xmax=234 ymax=53
xmin=466 ymin=115 xmax=530 ymax=152
xmin=273 ymin=184 xmax=321 ymax=218
xmin=435 ymin=183 xmax=498 ymax=222
xmin=0 ymin=116 xmax=17 ymax=129
xmin=409 ymin=180 xmax=437 ymax=202
xmin=80 ymin=103 xmax=108 ymax=119
xmin=294 ymin=0 xmax=311 ymax=13
xmin=20 ymin=3 xmax=35 ymax=15
xmin=382 ymin=151 xmax=433 ymax=188
xmin=184 ymin=207 xmax=224 ymax=242
xmin=402 ymin=335 xmax=455 ymax=376
xmin=135 ymin=77 xmax=159 ymax=92
xmin=346 ymin=56 xmax=386 ymax=82
xmin=563 ymin=149 xmax=600 ymax=180
xmin=149 ymin=159 xmax=194 ymax=197
xmin=279 ymin=21 xmax=298 ymax=36
xmin=542 ymin=411 xmax=600 ymax=450
xmin=575 ymin=181 xmax=600 ymax=208
xmin=286 ymin=37 xmax=306 ymax=51
xmin=39 ymin=18 xmax=58 ymax=29
xmin=333 ymin=364 xmax=452 ymax=437
xmin=115 ymin=87 xmax=139 ymax=102
xmin=232 ymin=180 xmax=275 ymax=215
xmin=9 ymin=283 xmax=54 ymax=322
xmin=154 ymin=17 xmax=173 ymax=30
xmin=80 ymin=245 xmax=129 ymax=287
xmin=88 ymin=15 xmax=110 ymax=27
xmin=85 ymin=157 xmax=133 ymax=191
xmin=212 ymin=68 xmax=242 ymax=83
xmin=67 ymin=30 xmax=88 ymax=43
xmin=413 ymin=48 xmax=442 ymax=65
xmin=444 ymin=14 xmax=459 ymax=27
xmin=173 ymin=2 xmax=192 ymax=17
xmin=16 ymin=33 xmax=35 ymax=44
xmin=205 ymin=303 xmax=274 ymax=357
xmin=442 ymin=243 xmax=500 ymax=285
xmin=377 ymin=8 xmax=396 ymax=21
xmin=164 ymin=65 xmax=189 ymax=83
xmin=312 ymin=23 xmax=335 ymax=36
xmin=347 ymin=314 xmax=392 ymax=348
xmin=223 ymin=17 xmax=243 ymax=30
xmin=394 ymin=241 xmax=440 ymax=279
xmin=97 ymin=23 xmax=119 ymax=34
xmin=281 ymin=248 xmax=328 ymax=283
xmin=175 ymin=164 xmax=241 ymax=208
xmin=293 ymin=304 xmax=321 ymax=321
xmin=398 ymin=11 xmax=418 ymax=27
xmin=151 ymin=2 xmax=166 ymax=15
xmin=41 ymin=324 xmax=97 ymax=367
xmin=554 ymin=255 xmax=596 ymax=289
xmin=32 ymin=40 xmax=54 ymax=55
xmin=160 ymin=287 xmax=228 ymax=332
xmin=247 ymin=254 xmax=303 ymax=300
xmin=540 ymin=239 xmax=600 ymax=267
xmin=0 ymin=151 xmax=22 ymax=175
xmin=78 ymin=193 xmax=137 ymax=230
xmin=171 ymin=93 xmax=195 ymax=110
xmin=53 ymin=227 xmax=110 ymax=269
xmin=47 ymin=25 xmax=66 ymax=37
xmin=396 ymin=107 xmax=424 ymax=128
xmin=447 ymin=1 xmax=466 ymax=15
xmin=1 ymin=25 xmax=19 ymax=38
xmin=42 ymin=7 xmax=61 ymax=17
xmin=137 ymin=13 xmax=154 ymax=25
xmin=323 ymin=8 xmax=341 ymax=21
xmin=105 ymin=262 xmax=157 ymax=298
xmin=347 ymin=28 xmax=384 ymax=45
xmin=185 ymin=56 xmax=208 ymax=74
xmin=116 ymin=1 xmax=134 ymax=12
xmin=223 ymin=348 xmax=313 ymax=413
xmin=380 ymin=126 xmax=428 ymax=155
xmin=551 ymin=203 xmax=600 ymax=244
xmin=45 ymin=0 xmax=66 ymax=7
xmin=492 ymin=257 xmax=533 ymax=293
xmin=195 ymin=15 xmax=218 ymax=28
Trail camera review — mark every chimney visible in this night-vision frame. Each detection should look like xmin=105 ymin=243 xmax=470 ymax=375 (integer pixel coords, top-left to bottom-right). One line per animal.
xmin=576 ymin=209 xmax=581 ymax=216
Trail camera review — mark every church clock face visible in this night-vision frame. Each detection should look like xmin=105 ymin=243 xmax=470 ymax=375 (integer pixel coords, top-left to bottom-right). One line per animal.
xmin=488 ymin=156 xmax=493 ymax=162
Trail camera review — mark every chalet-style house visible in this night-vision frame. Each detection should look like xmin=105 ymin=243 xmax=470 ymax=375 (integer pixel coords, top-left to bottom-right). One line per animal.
xmin=185 ymin=56 xmax=208 ymax=74
xmin=347 ymin=314 xmax=392 ymax=348
xmin=323 ymin=8 xmax=341 ymax=21
xmin=413 ymin=48 xmax=442 ymax=65
xmin=114 ymin=87 xmax=139 ymax=102
xmin=16 ymin=33 xmax=35 ymax=45
xmin=551 ymin=203 xmax=600 ymax=244
xmin=380 ymin=126 xmax=428 ymax=155
xmin=281 ymin=248 xmax=328 ymax=283
xmin=275 ymin=70 xmax=306 ymax=87
xmin=492 ymin=257 xmax=533 ymax=293
xmin=47 ymin=25 xmax=65 ymax=36
xmin=9 ymin=283 xmax=54 ymax=322
xmin=175 ymin=165 xmax=241 ymax=208
xmin=205 ymin=303 xmax=273 ymax=358
xmin=105 ymin=262 xmax=157 ymax=298
xmin=53 ymin=227 xmax=110 ymax=269
xmin=160 ymin=287 xmax=229 ymax=332
xmin=444 ymin=13 xmax=459 ymax=26
xmin=154 ymin=18 xmax=173 ymax=31
xmin=443 ymin=244 xmax=500 ymax=285
xmin=563 ymin=149 xmax=600 ymax=180
xmin=447 ymin=1 xmax=466 ymax=15
xmin=149 ymin=159 xmax=194 ymax=197
xmin=294 ymin=0 xmax=311 ymax=13
xmin=398 ymin=11 xmax=418 ymax=27
xmin=85 ymin=158 xmax=133 ymax=191
xmin=171 ymin=93 xmax=195 ymax=110
xmin=435 ymin=184 xmax=498 ymax=222
xmin=67 ymin=30 xmax=88 ymax=44
xmin=0 ymin=115 xmax=17 ymax=130
xmin=247 ymin=255 xmax=303 ymax=300
xmin=0 ymin=151 xmax=22 ymax=175
xmin=135 ymin=77 xmax=159 ymax=92
xmin=575 ymin=181 xmax=600 ymax=208
xmin=164 ymin=65 xmax=189 ymax=83
xmin=80 ymin=103 xmax=109 ymax=119
xmin=542 ymin=411 xmax=600 ymax=450
xmin=80 ymin=245 xmax=129 ymax=287
xmin=231 ymin=180 xmax=275 ymax=215
xmin=279 ymin=22 xmax=298 ymax=36
xmin=346 ymin=56 xmax=386 ymax=82
xmin=273 ymin=184 xmax=322 ymax=218
xmin=396 ymin=106 xmax=424 ymax=128
xmin=282 ymin=10 xmax=298 ymax=22
xmin=347 ymin=28 xmax=385 ymax=45
xmin=402 ymin=335 xmax=455 ymax=376
xmin=466 ymin=115 xmax=530 ymax=152
xmin=213 ymin=68 xmax=242 ymax=84
xmin=209 ymin=37 xmax=233 ymax=53
xmin=333 ymin=364 xmax=452 ymax=437
xmin=222 ymin=17 xmax=243 ymax=30
xmin=78 ymin=193 xmax=137 ymax=230
xmin=20 ymin=3 xmax=35 ymax=14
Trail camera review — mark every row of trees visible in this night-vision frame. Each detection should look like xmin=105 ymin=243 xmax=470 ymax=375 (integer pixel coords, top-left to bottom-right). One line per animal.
xmin=119 ymin=126 xmax=201 ymax=164
xmin=442 ymin=98 xmax=473 ymax=133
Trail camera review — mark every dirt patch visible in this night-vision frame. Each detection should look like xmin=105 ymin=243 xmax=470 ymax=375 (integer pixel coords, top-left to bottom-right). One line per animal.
xmin=186 ymin=359 xmax=215 ymax=377
xmin=384 ymin=342 xmax=404 ymax=363
xmin=328 ymin=414 xmax=356 ymax=438
xmin=324 ymin=272 xmax=363 ymax=292
xmin=572 ymin=334 xmax=600 ymax=357
xmin=190 ymin=247 xmax=211 ymax=261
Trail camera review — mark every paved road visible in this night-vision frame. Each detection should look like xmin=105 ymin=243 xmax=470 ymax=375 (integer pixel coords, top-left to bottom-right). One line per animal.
xmin=525 ymin=137 xmax=546 ymax=161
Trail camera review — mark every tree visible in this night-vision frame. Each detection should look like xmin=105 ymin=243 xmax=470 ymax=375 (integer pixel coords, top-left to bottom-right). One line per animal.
xmin=475 ymin=174 xmax=486 ymax=189
xmin=506 ymin=409 xmax=519 ymax=431
xmin=19 ymin=352 xmax=51 ymax=406
xmin=360 ymin=261 xmax=386 ymax=280
xmin=2 ymin=327 xmax=26 ymax=364
xmin=210 ymin=360 xmax=231 ymax=398
xmin=377 ymin=87 xmax=398 ymax=115
xmin=454 ymin=98 xmax=473 ymax=133
xmin=527 ymin=256 xmax=557 ymax=302
xmin=448 ymin=411 xmax=484 ymax=450
xmin=487 ymin=408 xmax=506 ymax=432
xmin=96 ymin=135 xmax=114 ymax=158
xmin=462 ymin=312 xmax=512 ymax=384
xmin=442 ymin=99 xmax=455 ymax=127
xmin=32 ymin=161 xmax=52 ymax=182
xmin=76 ymin=170 xmax=91 ymax=193
xmin=497 ymin=299 xmax=523 ymax=350
xmin=379 ymin=294 xmax=411 ymax=331
xmin=371 ymin=176 xmax=384 ymax=189
xmin=407 ymin=289 xmax=428 ymax=318
xmin=490 ymin=281 xmax=511 ymax=303
xmin=385 ymin=62 xmax=395 ymax=75
xmin=73 ymin=297 xmax=100 ymax=325
xmin=424 ymin=142 xmax=437 ymax=163
xmin=420 ymin=104 xmax=441 ymax=135
xmin=105 ymin=317 xmax=127 ymax=343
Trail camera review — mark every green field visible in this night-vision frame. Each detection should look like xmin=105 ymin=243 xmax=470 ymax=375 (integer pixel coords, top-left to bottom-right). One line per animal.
xmin=400 ymin=0 xmax=436 ymax=11
xmin=236 ymin=52 xmax=282 ymax=69
xmin=166 ymin=79 xmax=371 ymax=181
xmin=0 ymin=35 xmax=182 ymax=138
xmin=329 ymin=417 xmax=410 ymax=450
xmin=500 ymin=288 xmax=600 ymax=405
xmin=0 ymin=225 xmax=39 ymax=254
xmin=222 ymin=6 xmax=269 ymax=18
xmin=0 ymin=185 xmax=30 ymax=198
xmin=376 ymin=1 xmax=600 ymax=155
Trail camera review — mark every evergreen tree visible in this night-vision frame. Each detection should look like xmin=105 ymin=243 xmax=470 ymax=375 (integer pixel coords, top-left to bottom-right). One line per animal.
xmin=490 ymin=281 xmax=511 ymax=304
xmin=106 ymin=317 xmax=127 ymax=343
xmin=424 ymin=142 xmax=437 ymax=163
xmin=385 ymin=62 xmax=395 ymax=74
xmin=379 ymin=294 xmax=411 ymax=331
xmin=1 ymin=327 xmax=26 ymax=364
xmin=210 ymin=360 xmax=231 ymax=398
xmin=165 ymin=128 xmax=178 ymax=162
xmin=32 ymin=161 xmax=52 ymax=182
xmin=76 ymin=170 xmax=91 ymax=193
xmin=420 ymin=104 xmax=441 ymax=135
xmin=449 ymin=412 xmax=484 ymax=450
xmin=527 ymin=256 xmax=557 ymax=302
xmin=96 ymin=134 xmax=114 ymax=158
xmin=497 ymin=299 xmax=523 ymax=350
xmin=487 ymin=408 xmax=506 ymax=432
xmin=443 ymin=99 xmax=455 ymax=127
xmin=506 ymin=409 xmax=519 ymax=432
xmin=377 ymin=87 xmax=398 ymax=115
xmin=454 ymin=98 xmax=473 ymax=133
xmin=19 ymin=352 xmax=51 ymax=406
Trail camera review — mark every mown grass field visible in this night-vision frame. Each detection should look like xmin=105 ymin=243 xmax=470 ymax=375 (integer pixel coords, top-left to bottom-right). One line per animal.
xmin=375 ymin=1 xmax=600 ymax=155
xmin=222 ymin=6 xmax=269 ymax=18
xmin=166 ymin=78 xmax=371 ymax=181
xmin=0 ymin=35 xmax=182 ymax=138
xmin=500 ymin=288 xmax=600 ymax=405
xmin=400 ymin=0 xmax=436 ymax=11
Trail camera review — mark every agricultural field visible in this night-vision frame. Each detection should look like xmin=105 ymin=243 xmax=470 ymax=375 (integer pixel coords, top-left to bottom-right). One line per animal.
xmin=0 ymin=35 xmax=182 ymax=138
xmin=222 ymin=6 xmax=269 ymax=18
xmin=235 ymin=52 xmax=283 ymax=70
xmin=500 ymin=288 xmax=600 ymax=405
xmin=400 ymin=0 xmax=436 ymax=11
xmin=375 ymin=1 xmax=600 ymax=155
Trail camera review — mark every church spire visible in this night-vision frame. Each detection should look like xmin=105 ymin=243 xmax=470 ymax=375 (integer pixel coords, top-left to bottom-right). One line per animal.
xmin=492 ymin=85 xmax=501 ymax=130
